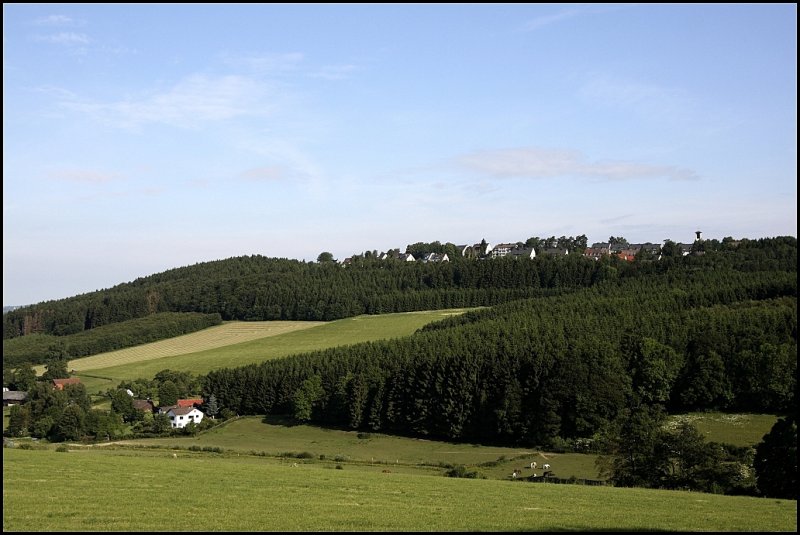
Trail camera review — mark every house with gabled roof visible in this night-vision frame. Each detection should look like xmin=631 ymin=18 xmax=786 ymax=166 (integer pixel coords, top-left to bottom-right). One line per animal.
xmin=52 ymin=377 xmax=81 ymax=390
xmin=583 ymin=247 xmax=609 ymax=260
xmin=421 ymin=252 xmax=449 ymax=263
xmin=490 ymin=243 xmax=518 ymax=258
xmin=176 ymin=398 xmax=204 ymax=408
xmin=508 ymin=247 xmax=536 ymax=260
xmin=132 ymin=399 xmax=156 ymax=414
xmin=3 ymin=391 xmax=28 ymax=406
xmin=540 ymin=248 xmax=569 ymax=257
xmin=166 ymin=406 xmax=204 ymax=429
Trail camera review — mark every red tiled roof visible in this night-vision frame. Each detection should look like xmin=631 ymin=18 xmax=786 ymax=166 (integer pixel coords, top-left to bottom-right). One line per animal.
xmin=176 ymin=398 xmax=203 ymax=408
xmin=52 ymin=378 xmax=81 ymax=390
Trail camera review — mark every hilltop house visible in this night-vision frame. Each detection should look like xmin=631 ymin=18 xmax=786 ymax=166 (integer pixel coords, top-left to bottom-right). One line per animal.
xmin=166 ymin=407 xmax=204 ymax=429
xmin=490 ymin=243 xmax=519 ymax=258
xmin=508 ymin=247 xmax=536 ymax=260
xmin=583 ymin=247 xmax=609 ymax=260
xmin=420 ymin=253 xmax=449 ymax=263
xmin=540 ymin=248 xmax=569 ymax=257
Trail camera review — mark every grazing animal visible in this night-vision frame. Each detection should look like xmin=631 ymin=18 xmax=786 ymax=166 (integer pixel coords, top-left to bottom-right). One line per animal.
xmin=172 ymin=454 xmax=177 ymax=458
xmin=512 ymin=470 xmax=518 ymax=479
xmin=543 ymin=463 xmax=550 ymax=470
xmin=292 ymin=463 xmax=298 ymax=467
xmin=382 ymin=469 xmax=391 ymax=473
xmin=530 ymin=461 xmax=537 ymax=469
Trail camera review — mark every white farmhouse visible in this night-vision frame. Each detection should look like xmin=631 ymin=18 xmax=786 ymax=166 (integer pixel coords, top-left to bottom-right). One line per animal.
xmin=167 ymin=407 xmax=204 ymax=429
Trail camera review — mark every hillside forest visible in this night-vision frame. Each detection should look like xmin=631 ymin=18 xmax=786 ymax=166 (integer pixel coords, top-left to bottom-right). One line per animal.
xmin=3 ymin=236 xmax=797 ymax=498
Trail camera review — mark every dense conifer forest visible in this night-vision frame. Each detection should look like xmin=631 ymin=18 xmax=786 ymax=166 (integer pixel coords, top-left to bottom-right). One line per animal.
xmin=204 ymin=268 xmax=795 ymax=442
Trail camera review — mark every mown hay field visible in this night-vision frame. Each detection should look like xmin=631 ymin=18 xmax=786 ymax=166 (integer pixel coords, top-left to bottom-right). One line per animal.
xmin=3 ymin=447 xmax=795 ymax=532
xmin=34 ymin=320 xmax=325 ymax=376
xmin=64 ymin=309 xmax=473 ymax=393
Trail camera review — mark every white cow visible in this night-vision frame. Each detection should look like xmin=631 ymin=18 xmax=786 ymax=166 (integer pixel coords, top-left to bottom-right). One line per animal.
xmin=530 ymin=461 xmax=537 ymax=469
xmin=543 ymin=463 xmax=551 ymax=470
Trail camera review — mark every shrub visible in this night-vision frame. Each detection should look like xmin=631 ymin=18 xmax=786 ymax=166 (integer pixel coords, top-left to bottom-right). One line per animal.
xmin=446 ymin=465 xmax=481 ymax=479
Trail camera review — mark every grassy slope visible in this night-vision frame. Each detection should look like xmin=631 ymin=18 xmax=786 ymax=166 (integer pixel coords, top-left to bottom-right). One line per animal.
xmin=124 ymin=416 xmax=604 ymax=481
xmin=668 ymin=413 xmax=779 ymax=447
xmin=69 ymin=309 xmax=472 ymax=393
xmin=5 ymin=307 xmax=794 ymax=531
xmin=3 ymin=448 xmax=795 ymax=532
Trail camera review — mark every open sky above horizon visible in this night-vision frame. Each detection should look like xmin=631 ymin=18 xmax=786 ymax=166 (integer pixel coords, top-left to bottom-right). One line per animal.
xmin=3 ymin=4 xmax=797 ymax=306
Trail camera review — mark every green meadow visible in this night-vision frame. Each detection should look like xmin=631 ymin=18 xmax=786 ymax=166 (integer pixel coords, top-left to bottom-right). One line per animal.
xmin=5 ymin=308 xmax=796 ymax=532
xmin=3 ymin=447 xmax=795 ymax=532
xmin=118 ymin=416 xmax=602 ymax=481
xmin=65 ymin=309 xmax=473 ymax=393
xmin=667 ymin=412 xmax=779 ymax=447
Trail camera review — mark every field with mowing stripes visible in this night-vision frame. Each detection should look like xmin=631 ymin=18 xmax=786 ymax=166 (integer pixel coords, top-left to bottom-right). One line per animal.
xmin=57 ymin=310 xmax=474 ymax=393
xmin=38 ymin=321 xmax=325 ymax=375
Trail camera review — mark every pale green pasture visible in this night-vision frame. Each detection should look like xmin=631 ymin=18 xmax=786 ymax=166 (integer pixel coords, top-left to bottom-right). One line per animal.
xmin=3 ymin=448 xmax=795 ymax=532
xmin=124 ymin=416 xmax=604 ymax=481
xmin=667 ymin=413 xmax=779 ymax=447
xmin=70 ymin=310 xmax=471 ymax=392
xmin=34 ymin=320 xmax=326 ymax=376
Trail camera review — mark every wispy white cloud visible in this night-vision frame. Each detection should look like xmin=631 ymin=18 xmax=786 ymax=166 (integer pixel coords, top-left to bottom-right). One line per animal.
xmin=599 ymin=214 xmax=635 ymax=225
xmin=522 ymin=6 xmax=619 ymax=31
xmin=74 ymin=187 xmax=164 ymax=203
xmin=309 ymin=64 xmax=358 ymax=80
xmin=34 ymin=32 xmax=90 ymax=45
xmin=457 ymin=147 xmax=699 ymax=181
xmin=221 ymin=52 xmax=304 ymax=73
xmin=579 ymin=74 xmax=693 ymax=122
xmin=239 ymin=166 xmax=285 ymax=182
xmin=34 ymin=15 xmax=82 ymax=26
xmin=235 ymin=137 xmax=325 ymax=188
xmin=49 ymin=169 xmax=121 ymax=184
xmin=62 ymin=74 xmax=275 ymax=129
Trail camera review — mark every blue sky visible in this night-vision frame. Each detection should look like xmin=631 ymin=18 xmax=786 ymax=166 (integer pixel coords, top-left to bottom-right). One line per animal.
xmin=3 ymin=4 xmax=797 ymax=306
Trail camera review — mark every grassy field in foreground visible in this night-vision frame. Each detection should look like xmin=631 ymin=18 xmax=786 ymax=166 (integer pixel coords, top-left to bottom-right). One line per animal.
xmin=3 ymin=448 xmax=795 ymax=532
xmin=68 ymin=310 xmax=471 ymax=393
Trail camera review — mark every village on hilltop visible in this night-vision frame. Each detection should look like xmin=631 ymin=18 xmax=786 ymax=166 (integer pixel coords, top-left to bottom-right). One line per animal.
xmin=340 ymin=231 xmax=711 ymax=266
